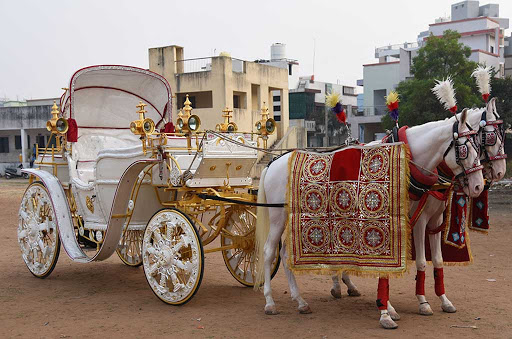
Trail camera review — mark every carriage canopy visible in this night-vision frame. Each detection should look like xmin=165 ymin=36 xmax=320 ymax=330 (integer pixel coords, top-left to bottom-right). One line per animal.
xmin=61 ymin=65 xmax=172 ymax=129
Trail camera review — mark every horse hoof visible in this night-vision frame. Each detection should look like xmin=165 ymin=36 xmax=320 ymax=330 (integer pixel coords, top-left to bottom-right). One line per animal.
xmin=442 ymin=303 xmax=457 ymax=313
xmin=298 ymin=305 xmax=312 ymax=314
xmin=419 ymin=303 xmax=434 ymax=316
xmin=380 ymin=314 xmax=398 ymax=329
xmin=347 ymin=288 xmax=361 ymax=297
xmin=388 ymin=309 xmax=401 ymax=321
xmin=264 ymin=305 xmax=279 ymax=315
xmin=330 ymin=288 xmax=342 ymax=299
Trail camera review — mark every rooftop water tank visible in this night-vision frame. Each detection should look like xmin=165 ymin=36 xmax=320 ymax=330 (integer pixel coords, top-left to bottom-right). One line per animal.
xmin=271 ymin=43 xmax=286 ymax=61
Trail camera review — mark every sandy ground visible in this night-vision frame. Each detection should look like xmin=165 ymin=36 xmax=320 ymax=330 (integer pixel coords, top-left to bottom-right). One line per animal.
xmin=1 ymin=178 xmax=511 ymax=339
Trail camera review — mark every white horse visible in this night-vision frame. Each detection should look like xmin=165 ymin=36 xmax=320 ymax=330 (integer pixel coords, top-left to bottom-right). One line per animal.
xmin=254 ymin=109 xmax=485 ymax=329
xmin=330 ymin=100 xmax=507 ymax=327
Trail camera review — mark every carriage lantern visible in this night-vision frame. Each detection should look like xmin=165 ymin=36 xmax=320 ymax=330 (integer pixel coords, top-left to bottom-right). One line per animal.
xmin=176 ymin=94 xmax=201 ymax=133
xmin=46 ymin=101 xmax=69 ymax=134
xmin=130 ymin=101 xmax=155 ymax=136
xmin=255 ymin=104 xmax=276 ymax=148
xmin=215 ymin=107 xmax=238 ymax=132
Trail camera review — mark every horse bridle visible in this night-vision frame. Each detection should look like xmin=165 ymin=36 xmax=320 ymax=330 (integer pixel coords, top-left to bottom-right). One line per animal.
xmin=479 ymin=109 xmax=507 ymax=164
xmin=443 ymin=121 xmax=483 ymax=183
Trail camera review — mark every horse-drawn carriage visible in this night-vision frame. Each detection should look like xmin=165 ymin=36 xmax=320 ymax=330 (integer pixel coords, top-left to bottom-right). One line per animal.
xmin=17 ymin=65 xmax=280 ymax=305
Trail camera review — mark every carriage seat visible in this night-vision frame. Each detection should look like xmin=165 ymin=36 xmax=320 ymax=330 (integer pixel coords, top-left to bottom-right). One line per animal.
xmin=69 ymin=130 xmax=142 ymax=186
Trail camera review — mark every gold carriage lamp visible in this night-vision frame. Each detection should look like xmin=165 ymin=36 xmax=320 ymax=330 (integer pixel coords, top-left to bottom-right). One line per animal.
xmin=46 ymin=101 xmax=69 ymax=134
xmin=176 ymin=95 xmax=201 ymax=133
xmin=215 ymin=107 xmax=238 ymax=132
xmin=255 ymin=103 xmax=276 ymax=148
xmin=130 ymin=101 xmax=155 ymax=136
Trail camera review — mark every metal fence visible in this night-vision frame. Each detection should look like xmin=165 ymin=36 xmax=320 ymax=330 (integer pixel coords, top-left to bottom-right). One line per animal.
xmin=175 ymin=57 xmax=247 ymax=74
xmin=357 ymin=105 xmax=388 ymax=116
xmin=175 ymin=57 xmax=212 ymax=74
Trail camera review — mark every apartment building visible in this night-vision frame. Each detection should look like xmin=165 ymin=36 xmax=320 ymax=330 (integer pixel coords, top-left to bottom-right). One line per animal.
xmin=289 ymin=76 xmax=358 ymax=147
xmin=148 ymin=45 xmax=291 ymax=146
xmin=356 ymin=0 xmax=509 ymax=143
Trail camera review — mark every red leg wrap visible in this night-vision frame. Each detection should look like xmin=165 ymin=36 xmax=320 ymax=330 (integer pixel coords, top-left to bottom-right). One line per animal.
xmin=415 ymin=270 xmax=426 ymax=296
xmin=434 ymin=268 xmax=445 ymax=296
xmin=376 ymin=278 xmax=389 ymax=310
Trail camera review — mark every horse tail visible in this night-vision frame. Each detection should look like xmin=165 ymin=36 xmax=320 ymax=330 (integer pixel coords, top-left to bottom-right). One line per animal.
xmin=254 ymin=166 xmax=270 ymax=289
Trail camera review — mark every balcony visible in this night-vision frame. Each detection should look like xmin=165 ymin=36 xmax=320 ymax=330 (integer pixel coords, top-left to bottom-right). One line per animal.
xmin=375 ymin=42 xmax=419 ymax=58
xmin=357 ymin=105 xmax=388 ymax=116
xmin=175 ymin=57 xmax=246 ymax=74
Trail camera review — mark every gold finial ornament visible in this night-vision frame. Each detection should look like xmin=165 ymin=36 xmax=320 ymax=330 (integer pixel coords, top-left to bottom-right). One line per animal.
xmin=176 ymin=94 xmax=201 ymax=133
xmin=46 ymin=101 xmax=68 ymax=134
xmin=215 ymin=107 xmax=238 ymax=132
xmin=130 ymin=101 xmax=155 ymax=136
xmin=255 ymin=102 xmax=276 ymax=148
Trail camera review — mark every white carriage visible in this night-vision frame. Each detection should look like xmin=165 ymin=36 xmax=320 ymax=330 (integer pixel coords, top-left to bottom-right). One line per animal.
xmin=17 ymin=65 xmax=280 ymax=305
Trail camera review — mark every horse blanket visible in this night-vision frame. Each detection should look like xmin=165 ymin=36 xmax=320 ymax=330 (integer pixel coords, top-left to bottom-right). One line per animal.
xmin=413 ymin=189 xmax=490 ymax=265
xmin=286 ymin=143 xmax=410 ymax=277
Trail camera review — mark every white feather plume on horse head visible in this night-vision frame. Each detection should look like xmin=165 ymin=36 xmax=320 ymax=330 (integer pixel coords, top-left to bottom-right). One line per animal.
xmin=471 ymin=65 xmax=491 ymax=98
xmin=432 ymin=77 xmax=457 ymax=112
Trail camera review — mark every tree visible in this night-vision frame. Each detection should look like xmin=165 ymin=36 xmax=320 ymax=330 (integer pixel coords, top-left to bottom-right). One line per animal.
xmin=490 ymin=76 xmax=512 ymax=128
xmin=382 ymin=30 xmax=482 ymax=130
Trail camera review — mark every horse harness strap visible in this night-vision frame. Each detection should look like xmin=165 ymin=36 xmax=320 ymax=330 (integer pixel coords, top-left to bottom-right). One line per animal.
xmin=386 ymin=126 xmax=439 ymax=201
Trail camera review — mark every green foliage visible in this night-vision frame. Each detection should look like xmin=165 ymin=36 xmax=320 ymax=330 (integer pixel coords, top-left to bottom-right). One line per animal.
xmin=382 ymin=30 xmax=482 ymax=130
xmin=490 ymin=76 xmax=512 ymax=128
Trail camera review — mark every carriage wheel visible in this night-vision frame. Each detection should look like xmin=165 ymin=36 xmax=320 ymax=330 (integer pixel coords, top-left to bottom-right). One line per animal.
xmin=18 ymin=182 xmax=60 ymax=278
xmin=220 ymin=206 xmax=280 ymax=287
xmin=116 ymin=229 xmax=144 ymax=267
xmin=142 ymin=208 xmax=204 ymax=305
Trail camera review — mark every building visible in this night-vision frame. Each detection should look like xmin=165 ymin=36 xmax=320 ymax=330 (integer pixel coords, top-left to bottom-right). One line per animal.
xmin=354 ymin=0 xmax=509 ymax=143
xmin=418 ymin=1 xmax=509 ymax=76
xmin=0 ymin=98 xmax=56 ymax=173
xmin=506 ymin=34 xmax=512 ymax=76
xmin=148 ymin=45 xmax=292 ymax=148
xmin=289 ymin=76 xmax=358 ymax=147
xmin=255 ymin=43 xmax=299 ymax=123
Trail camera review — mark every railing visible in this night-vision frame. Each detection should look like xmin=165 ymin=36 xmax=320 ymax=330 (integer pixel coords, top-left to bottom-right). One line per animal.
xmin=175 ymin=57 xmax=246 ymax=74
xmin=232 ymin=58 xmax=245 ymax=73
xmin=375 ymin=41 xmax=419 ymax=55
xmin=175 ymin=57 xmax=212 ymax=74
xmin=357 ymin=105 xmax=388 ymax=116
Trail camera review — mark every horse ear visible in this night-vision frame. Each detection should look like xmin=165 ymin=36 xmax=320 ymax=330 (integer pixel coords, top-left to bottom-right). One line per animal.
xmin=459 ymin=108 xmax=468 ymax=127
xmin=491 ymin=97 xmax=500 ymax=118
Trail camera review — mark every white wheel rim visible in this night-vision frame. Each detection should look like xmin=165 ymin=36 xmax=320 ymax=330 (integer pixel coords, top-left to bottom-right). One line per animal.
xmin=18 ymin=183 xmax=58 ymax=276
xmin=143 ymin=210 xmax=201 ymax=304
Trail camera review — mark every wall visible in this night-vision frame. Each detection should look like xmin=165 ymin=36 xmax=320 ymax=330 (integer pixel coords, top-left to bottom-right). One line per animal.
xmin=363 ymin=62 xmax=400 ymax=109
xmin=149 ymin=46 xmax=289 ymax=141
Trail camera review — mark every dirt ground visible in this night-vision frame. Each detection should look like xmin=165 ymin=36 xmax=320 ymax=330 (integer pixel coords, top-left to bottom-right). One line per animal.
xmin=1 ymin=179 xmax=511 ymax=339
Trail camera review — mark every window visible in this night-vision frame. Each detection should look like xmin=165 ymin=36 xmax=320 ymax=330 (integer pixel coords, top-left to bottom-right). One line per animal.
xmin=36 ymin=135 xmax=45 ymax=148
xmin=490 ymin=46 xmax=494 ymax=54
xmin=0 ymin=137 xmax=9 ymax=153
xmin=274 ymin=115 xmax=281 ymax=122
xmin=288 ymin=64 xmax=293 ymax=76
xmin=274 ymin=105 xmax=281 ymax=112
xmin=233 ymin=91 xmax=247 ymax=109
xmin=15 ymin=135 xmax=22 ymax=150
xmin=273 ymin=95 xmax=280 ymax=102
xmin=176 ymin=91 xmax=213 ymax=109
xmin=27 ymin=135 xmax=30 ymax=148
xmin=343 ymin=86 xmax=355 ymax=95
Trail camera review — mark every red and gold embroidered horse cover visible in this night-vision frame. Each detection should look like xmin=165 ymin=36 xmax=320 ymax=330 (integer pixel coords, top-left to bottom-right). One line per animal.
xmin=286 ymin=143 xmax=410 ymax=276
